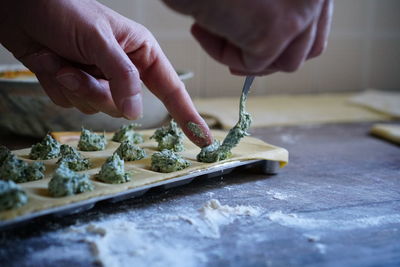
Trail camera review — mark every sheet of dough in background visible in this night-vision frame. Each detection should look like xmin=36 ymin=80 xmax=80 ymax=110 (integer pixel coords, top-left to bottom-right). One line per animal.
xmin=194 ymin=93 xmax=392 ymax=129
xmin=349 ymin=90 xmax=400 ymax=118
xmin=370 ymin=124 xmax=400 ymax=144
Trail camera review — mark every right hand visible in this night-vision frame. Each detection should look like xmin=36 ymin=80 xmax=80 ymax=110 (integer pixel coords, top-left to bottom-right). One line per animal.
xmin=163 ymin=0 xmax=333 ymax=75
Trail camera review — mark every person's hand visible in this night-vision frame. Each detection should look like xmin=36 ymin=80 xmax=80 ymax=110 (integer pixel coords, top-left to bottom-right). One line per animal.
xmin=163 ymin=0 xmax=333 ymax=75
xmin=0 ymin=0 xmax=212 ymax=147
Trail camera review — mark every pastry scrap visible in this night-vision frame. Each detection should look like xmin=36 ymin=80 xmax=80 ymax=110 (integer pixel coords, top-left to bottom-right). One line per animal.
xmin=48 ymin=163 xmax=94 ymax=197
xmin=78 ymin=127 xmax=107 ymax=151
xmin=0 ymin=180 xmax=28 ymax=211
xmin=0 ymin=147 xmax=45 ymax=183
xmin=112 ymin=123 xmax=144 ymax=144
xmin=151 ymin=149 xmax=191 ymax=173
xmin=29 ymin=134 xmax=61 ymax=160
xmin=57 ymin=144 xmax=90 ymax=171
xmin=114 ymin=140 xmax=146 ymax=161
xmin=150 ymin=120 xmax=184 ymax=152
xmin=370 ymin=123 xmax=400 ymax=145
xmin=197 ymin=88 xmax=252 ymax=163
xmin=97 ymin=153 xmax=130 ymax=184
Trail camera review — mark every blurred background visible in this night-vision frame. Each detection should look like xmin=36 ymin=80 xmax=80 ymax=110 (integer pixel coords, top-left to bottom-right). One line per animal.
xmin=0 ymin=0 xmax=399 ymax=97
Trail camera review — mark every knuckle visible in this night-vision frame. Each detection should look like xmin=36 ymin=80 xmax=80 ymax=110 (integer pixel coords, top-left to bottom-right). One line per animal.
xmin=119 ymin=63 xmax=139 ymax=81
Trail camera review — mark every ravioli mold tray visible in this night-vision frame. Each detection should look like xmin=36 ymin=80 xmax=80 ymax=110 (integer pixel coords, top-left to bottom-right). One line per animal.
xmin=0 ymin=130 xmax=288 ymax=230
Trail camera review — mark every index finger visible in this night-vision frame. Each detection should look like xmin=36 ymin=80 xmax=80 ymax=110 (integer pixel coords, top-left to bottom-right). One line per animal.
xmin=128 ymin=32 xmax=213 ymax=147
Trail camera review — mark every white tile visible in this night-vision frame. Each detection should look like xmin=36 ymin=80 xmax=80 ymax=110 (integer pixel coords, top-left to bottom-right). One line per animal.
xmin=368 ymin=39 xmax=400 ymax=90
xmin=331 ymin=0 xmax=370 ymax=34
xmin=312 ymin=37 xmax=366 ymax=92
xmin=140 ymin=0 xmax=193 ymax=37
xmin=96 ymin=0 xmax=138 ymax=20
xmin=372 ymin=0 xmax=400 ymax=34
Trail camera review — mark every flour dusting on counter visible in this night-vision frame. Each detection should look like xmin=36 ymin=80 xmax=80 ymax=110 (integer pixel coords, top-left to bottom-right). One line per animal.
xmin=81 ymin=219 xmax=205 ymax=267
xmin=177 ymin=199 xmax=262 ymax=239
xmin=267 ymin=211 xmax=400 ymax=230
xmin=33 ymin=199 xmax=262 ymax=266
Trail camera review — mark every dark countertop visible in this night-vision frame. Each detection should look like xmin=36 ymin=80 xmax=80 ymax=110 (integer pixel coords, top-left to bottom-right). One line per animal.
xmin=0 ymin=122 xmax=399 ymax=267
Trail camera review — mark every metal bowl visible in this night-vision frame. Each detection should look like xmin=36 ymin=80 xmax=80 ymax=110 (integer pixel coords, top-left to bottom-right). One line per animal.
xmin=0 ymin=64 xmax=193 ymax=137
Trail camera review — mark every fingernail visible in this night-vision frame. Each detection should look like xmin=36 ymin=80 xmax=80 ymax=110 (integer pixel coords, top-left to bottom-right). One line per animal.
xmin=56 ymin=73 xmax=80 ymax=91
xmin=36 ymin=53 xmax=60 ymax=73
xmin=122 ymin=94 xmax=142 ymax=120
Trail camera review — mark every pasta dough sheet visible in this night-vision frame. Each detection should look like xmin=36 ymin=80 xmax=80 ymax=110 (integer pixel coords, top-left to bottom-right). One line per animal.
xmin=370 ymin=124 xmax=400 ymax=145
xmin=350 ymin=90 xmax=400 ymax=118
xmin=0 ymin=130 xmax=288 ymax=221
xmin=194 ymin=93 xmax=392 ymax=129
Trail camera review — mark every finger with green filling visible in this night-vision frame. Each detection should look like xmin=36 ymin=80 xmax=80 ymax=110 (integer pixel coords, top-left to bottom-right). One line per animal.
xmin=97 ymin=154 xmax=130 ymax=184
xmin=0 ymin=180 xmax=28 ymax=211
xmin=78 ymin=127 xmax=107 ymax=151
xmin=0 ymin=154 xmax=45 ymax=183
xmin=48 ymin=163 xmax=94 ymax=197
xmin=197 ymin=88 xmax=252 ymax=163
xmin=150 ymin=120 xmax=184 ymax=152
xmin=29 ymin=134 xmax=61 ymax=160
xmin=112 ymin=123 xmax=143 ymax=144
xmin=151 ymin=149 xmax=191 ymax=173
xmin=114 ymin=141 xmax=146 ymax=161
xmin=187 ymin=122 xmax=206 ymax=138
xmin=57 ymin=144 xmax=90 ymax=171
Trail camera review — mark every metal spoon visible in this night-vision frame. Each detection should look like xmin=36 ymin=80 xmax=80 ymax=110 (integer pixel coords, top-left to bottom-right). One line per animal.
xmin=239 ymin=76 xmax=255 ymax=119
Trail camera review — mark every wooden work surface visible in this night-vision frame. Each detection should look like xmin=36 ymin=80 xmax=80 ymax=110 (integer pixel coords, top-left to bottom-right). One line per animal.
xmin=0 ymin=122 xmax=399 ymax=266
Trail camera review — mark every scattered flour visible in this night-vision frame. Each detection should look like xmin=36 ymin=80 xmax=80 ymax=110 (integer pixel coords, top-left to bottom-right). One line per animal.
xmin=28 ymin=244 xmax=89 ymax=263
xmin=280 ymin=134 xmax=298 ymax=144
xmin=206 ymin=192 xmax=215 ymax=198
xmin=266 ymin=191 xmax=289 ymax=200
xmin=79 ymin=219 xmax=205 ymax=267
xmin=315 ymin=243 xmax=327 ymax=254
xmin=177 ymin=199 xmax=262 ymax=239
xmin=267 ymin=211 xmax=400 ymax=231
xmin=315 ymin=243 xmax=326 ymax=254
xmin=36 ymin=199 xmax=261 ymax=266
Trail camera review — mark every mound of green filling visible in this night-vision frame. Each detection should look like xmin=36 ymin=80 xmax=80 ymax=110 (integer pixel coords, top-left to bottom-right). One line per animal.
xmin=150 ymin=120 xmax=184 ymax=152
xmin=29 ymin=134 xmax=61 ymax=160
xmin=0 ymin=180 xmax=28 ymax=211
xmin=48 ymin=163 xmax=94 ymax=197
xmin=197 ymin=89 xmax=252 ymax=163
xmin=97 ymin=154 xmax=130 ymax=184
xmin=57 ymin=144 xmax=90 ymax=171
xmin=0 ymin=154 xmax=45 ymax=183
xmin=78 ymin=128 xmax=107 ymax=151
xmin=197 ymin=140 xmax=232 ymax=163
xmin=112 ymin=123 xmax=143 ymax=144
xmin=114 ymin=141 xmax=146 ymax=161
xmin=151 ymin=149 xmax=191 ymax=173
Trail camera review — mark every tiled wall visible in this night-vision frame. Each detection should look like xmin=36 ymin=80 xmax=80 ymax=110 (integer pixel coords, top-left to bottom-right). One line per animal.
xmin=1 ymin=0 xmax=399 ymax=97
